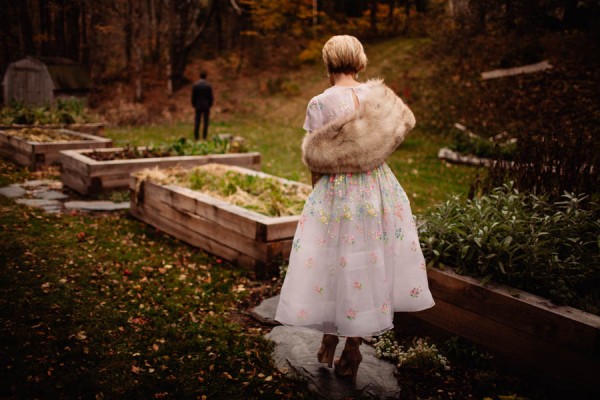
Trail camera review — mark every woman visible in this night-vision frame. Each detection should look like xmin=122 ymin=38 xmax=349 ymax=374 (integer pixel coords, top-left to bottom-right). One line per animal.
xmin=275 ymin=35 xmax=435 ymax=385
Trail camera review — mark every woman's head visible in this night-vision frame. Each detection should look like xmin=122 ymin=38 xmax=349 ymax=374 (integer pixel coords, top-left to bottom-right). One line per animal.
xmin=322 ymin=35 xmax=367 ymax=75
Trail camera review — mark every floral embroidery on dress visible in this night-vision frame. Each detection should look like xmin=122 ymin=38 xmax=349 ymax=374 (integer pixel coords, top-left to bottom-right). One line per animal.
xmin=366 ymin=203 xmax=378 ymax=217
xmin=343 ymin=234 xmax=355 ymax=245
xmin=419 ymin=261 xmax=426 ymax=270
xmin=314 ymin=286 xmax=324 ymax=295
xmin=316 ymin=237 xmax=326 ymax=247
xmin=346 ymin=308 xmax=357 ymax=320
xmin=298 ymin=309 xmax=309 ymax=319
xmin=354 ymin=281 xmax=363 ymax=290
xmin=298 ymin=215 xmax=307 ymax=231
xmin=394 ymin=204 xmax=404 ymax=220
xmin=411 ymin=240 xmax=417 ymax=252
xmin=395 ymin=228 xmax=404 ymax=239
xmin=381 ymin=300 xmax=390 ymax=314
xmin=343 ymin=205 xmax=353 ymax=220
xmin=306 ymin=257 xmax=314 ymax=269
xmin=410 ymin=286 xmax=422 ymax=298
xmin=369 ymin=252 xmax=378 ymax=265
xmin=340 ymin=256 xmax=348 ymax=268
xmin=292 ymin=238 xmax=301 ymax=252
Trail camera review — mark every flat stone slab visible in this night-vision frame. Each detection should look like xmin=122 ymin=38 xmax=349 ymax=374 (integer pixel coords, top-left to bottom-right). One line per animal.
xmin=64 ymin=201 xmax=130 ymax=211
xmin=0 ymin=185 xmax=27 ymax=198
xmin=34 ymin=190 xmax=69 ymax=200
xmin=16 ymin=199 xmax=62 ymax=209
xmin=21 ymin=180 xmax=58 ymax=188
xmin=250 ymin=294 xmax=280 ymax=325
xmin=267 ymin=326 xmax=401 ymax=399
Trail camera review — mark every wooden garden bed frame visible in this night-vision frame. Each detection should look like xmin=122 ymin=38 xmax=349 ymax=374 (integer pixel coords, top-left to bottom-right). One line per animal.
xmin=129 ymin=165 xmax=308 ymax=276
xmin=396 ymin=267 xmax=600 ymax=393
xmin=0 ymin=123 xmax=105 ymax=136
xmin=60 ymin=148 xmax=261 ymax=195
xmin=0 ymin=128 xmax=112 ymax=170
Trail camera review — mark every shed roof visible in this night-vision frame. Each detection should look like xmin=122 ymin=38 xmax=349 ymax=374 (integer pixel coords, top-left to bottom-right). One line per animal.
xmin=27 ymin=56 xmax=92 ymax=91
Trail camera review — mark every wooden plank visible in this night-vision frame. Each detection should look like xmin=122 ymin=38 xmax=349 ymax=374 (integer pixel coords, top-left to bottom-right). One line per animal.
xmin=413 ymin=298 xmax=600 ymax=392
xmin=428 ymin=268 xmax=600 ymax=357
xmin=161 ymin=182 xmax=263 ymax=240
xmin=60 ymin=168 xmax=91 ymax=195
xmin=88 ymin=152 xmax=260 ymax=175
xmin=130 ymin=200 xmax=261 ymax=274
xmin=140 ymin=192 xmax=272 ymax=262
xmin=262 ymin=216 xmax=300 ymax=242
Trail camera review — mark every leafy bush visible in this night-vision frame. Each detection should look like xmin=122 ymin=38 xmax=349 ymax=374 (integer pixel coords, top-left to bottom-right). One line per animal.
xmin=419 ymin=184 xmax=600 ymax=312
xmin=373 ymin=331 xmax=450 ymax=372
xmin=450 ymin=131 xmax=516 ymax=160
xmin=0 ymin=99 xmax=95 ymax=125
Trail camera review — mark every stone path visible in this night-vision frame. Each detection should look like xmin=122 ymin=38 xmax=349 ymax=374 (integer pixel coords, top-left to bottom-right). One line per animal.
xmin=0 ymin=180 xmax=129 ymax=213
xmin=252 ymin=295 xmax=401 ymax=399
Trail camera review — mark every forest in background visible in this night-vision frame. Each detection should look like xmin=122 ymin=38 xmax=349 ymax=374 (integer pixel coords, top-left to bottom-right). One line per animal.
xmin=2 ymin=0 xmax=598 ymax=103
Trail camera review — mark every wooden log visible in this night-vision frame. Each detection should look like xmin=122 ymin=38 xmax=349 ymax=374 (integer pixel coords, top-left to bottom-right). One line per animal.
xmin=481 ymin=60 xmax=553 ymax=80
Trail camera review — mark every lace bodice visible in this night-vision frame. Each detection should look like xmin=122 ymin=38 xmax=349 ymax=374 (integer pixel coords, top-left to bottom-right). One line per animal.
xmin=303 ymin=84 xmax=369 ymax=132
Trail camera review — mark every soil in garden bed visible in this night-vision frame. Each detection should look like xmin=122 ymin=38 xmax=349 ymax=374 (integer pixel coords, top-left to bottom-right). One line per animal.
xmin=2 ymin=128 xmax=88 ymax=142
xmin=87 ymin=137 xmax=247 ymax=161
xmin=135 ymin=164 xmax=311 ymax=217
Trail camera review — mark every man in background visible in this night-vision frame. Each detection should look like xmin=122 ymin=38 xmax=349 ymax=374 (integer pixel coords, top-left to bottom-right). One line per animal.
xmin=191 ymin=72 xmax=214 ymax=141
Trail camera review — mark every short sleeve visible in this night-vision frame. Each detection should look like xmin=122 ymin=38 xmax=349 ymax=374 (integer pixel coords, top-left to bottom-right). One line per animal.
xmin=303 ymin=97 xmax=322 ymax=132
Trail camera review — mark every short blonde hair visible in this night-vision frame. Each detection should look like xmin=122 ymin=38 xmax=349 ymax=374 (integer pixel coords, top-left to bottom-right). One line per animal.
xmin=322 ymin=35 xmax=367 ymax=74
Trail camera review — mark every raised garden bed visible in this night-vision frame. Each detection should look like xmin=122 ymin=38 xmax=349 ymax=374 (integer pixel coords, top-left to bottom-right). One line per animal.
xmin=60 ymin=146 xmax=261 ymax=195
xmin=0 ymin=123 xmax=105 ymax=136
xmin=129 ymin=165 xmax=310 ymax=276
xmin=396 ymin=267 xmax=600 ymax=394
xmin=0 ymin=128 xmax=112 ymax=170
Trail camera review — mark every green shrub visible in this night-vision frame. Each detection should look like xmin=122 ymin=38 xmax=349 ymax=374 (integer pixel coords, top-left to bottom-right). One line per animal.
xmin=373 ymin=331 xmax=450 ymax=372
xmin=0 ymin=99 xmax=94 ymax=125
xmin=449 ymin=131 xmax=516 ymax=160
xmin=419 ymin=184 xmax=600 ymax=312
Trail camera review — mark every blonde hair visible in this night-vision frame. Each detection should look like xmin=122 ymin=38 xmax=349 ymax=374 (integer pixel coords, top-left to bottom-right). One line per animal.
xmin=322 ymin=35 xmax=367 ymax=74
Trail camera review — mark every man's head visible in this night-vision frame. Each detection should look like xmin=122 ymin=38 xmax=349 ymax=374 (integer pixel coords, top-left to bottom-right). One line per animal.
xmin=200 ymin=72 xmax=207 ymax=79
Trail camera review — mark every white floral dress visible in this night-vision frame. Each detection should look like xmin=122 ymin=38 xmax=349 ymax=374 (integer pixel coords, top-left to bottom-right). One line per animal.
xmin=275 ymin=84 xmax=435 ymax=337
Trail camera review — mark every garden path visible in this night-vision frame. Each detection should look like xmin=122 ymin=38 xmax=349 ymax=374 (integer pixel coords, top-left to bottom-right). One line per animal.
xmin=253 ymin=295 xmax=401 ymax=399
xmin=0 ymin=180 xmax=129 ymax=212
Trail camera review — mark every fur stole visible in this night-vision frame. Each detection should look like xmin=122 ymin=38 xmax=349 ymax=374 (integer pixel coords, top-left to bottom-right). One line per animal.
xmin=301 ymin=79 xmax=416 ymax=174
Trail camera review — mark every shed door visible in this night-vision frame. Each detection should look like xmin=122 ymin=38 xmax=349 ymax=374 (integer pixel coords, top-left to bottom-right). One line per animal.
xmin=12 ymin=67 xmax=50 ymax=105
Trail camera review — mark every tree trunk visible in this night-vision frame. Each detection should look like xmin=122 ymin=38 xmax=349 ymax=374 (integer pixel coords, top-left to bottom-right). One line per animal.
xmin=17 ymin=0 xmax=35 ymax=56
xmin=370 ymin=0 xmax=378 ymax=34
xmin=132 ymin=1 xmax=143 ymax=102
xmin=124 ymin=0 xmax=133 ymax=72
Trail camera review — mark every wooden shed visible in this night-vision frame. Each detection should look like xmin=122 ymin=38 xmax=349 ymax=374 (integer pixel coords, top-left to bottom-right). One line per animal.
xmin=2 ymin=56 xmax=91 ymax=105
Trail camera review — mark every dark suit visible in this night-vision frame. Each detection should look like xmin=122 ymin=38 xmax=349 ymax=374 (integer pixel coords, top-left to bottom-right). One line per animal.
xmin=191 ymin=79 xmax=214 ymax=140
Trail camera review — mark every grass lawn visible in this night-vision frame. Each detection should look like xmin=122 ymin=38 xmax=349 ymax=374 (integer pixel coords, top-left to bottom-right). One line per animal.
xmin=0 ymin=176 xmax=309 ymax=398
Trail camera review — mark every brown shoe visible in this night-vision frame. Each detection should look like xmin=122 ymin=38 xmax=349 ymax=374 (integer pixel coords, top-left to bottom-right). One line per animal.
xmin=334 ymin=337 xmax=362 ymax=384
xmin=317 ymin=334 xmax=339 ymax=368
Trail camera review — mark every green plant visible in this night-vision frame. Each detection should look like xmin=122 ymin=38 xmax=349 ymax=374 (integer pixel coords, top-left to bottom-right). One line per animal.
xmin=373 ymin=331 xmax=450 ymax=372
xmin=450 ymin=131 xmax=516 ymax=160
xmin=186 ymin=166 xmax=310 ymax=217
xmin=420 ymin=184 xmax=600 ymax=312
xmin=0 ymin=99 xmax=94 ymax=125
